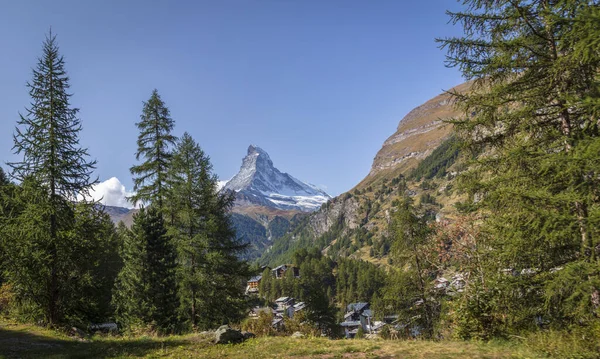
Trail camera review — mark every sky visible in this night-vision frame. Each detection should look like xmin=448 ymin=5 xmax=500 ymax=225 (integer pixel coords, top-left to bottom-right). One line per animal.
xmin=0 ymin=1 xmax=465 ymax=207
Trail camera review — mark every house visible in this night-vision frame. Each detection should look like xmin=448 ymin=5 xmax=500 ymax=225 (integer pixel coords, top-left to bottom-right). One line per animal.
xmin=246 ymin=275 xmax=262 ymax=294
xmin=272 ymin=264 xmax=300 ymax=279
xmin=340 ymin=302 xmax=373 ymax=338
xmin=248 ymin=306 xmax=272 ymax=319
xmin=293 ymin=301 xmax=306 ymax=313
xmin=275 ymin=296 xmax=295 ymax=317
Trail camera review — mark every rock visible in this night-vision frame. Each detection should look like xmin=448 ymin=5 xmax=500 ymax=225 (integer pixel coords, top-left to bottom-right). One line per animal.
xmin=69 ymin=327 xmax=87 ymax=339
xmin=241 ymin=331 xmax=255 ymax=340
xmin=214 ymin=325 xmax=245 ymax=344
xmin=291 ymin=331 xmax=304 ymax=338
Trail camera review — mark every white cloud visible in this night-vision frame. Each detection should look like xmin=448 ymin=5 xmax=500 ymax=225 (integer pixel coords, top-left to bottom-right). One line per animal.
xmin=81 ymin=177 xmax=135 ymax=208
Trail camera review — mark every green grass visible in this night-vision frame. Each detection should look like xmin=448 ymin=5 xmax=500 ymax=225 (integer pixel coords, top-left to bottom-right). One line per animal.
xmin=0 ymin=321 xmax=546 ymax=359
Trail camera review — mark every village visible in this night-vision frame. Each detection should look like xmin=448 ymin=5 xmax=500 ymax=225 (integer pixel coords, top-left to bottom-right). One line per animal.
xmin=243 ymin=263 xmax=450 ymax=339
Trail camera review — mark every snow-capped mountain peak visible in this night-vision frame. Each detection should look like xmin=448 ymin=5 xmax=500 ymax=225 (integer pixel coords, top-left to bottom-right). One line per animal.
xmin=223 ymin=145 xmax=330 ymax=211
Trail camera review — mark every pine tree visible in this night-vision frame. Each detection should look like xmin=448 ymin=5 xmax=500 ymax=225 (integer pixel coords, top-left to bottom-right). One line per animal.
xmin=7 ymin=31 xmax=97 ymax=325
xmin=167 ymin=133 xmax=216 ymax=328
xmin=113 ymin=207 xmax=179 ymax=333
xmin=166 ymin=134 xmax=250 ymax=329
xmin=388 ymin=197 xmax=437 ymax=338
xmin=438 ymin=0 xmax=600 ymax=334
xmin=129 ymin=90 xmax=177 ymax=210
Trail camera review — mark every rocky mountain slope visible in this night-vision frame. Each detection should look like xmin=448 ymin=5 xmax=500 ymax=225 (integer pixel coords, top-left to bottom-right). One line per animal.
xmin=224 ymin=145 xmax=331 ymax=260
xmin=224 ymin=145 xmax=331 ymax=212
xmin=259 ymin=83 xmax=470 ymax=266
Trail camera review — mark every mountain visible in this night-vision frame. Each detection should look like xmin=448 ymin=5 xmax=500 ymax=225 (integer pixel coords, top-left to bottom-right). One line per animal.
xmin=222 ymin=145 xmax=331 ymax=260
xmin=223 ymin=145 xmax=331 ymax=212
xmin=102 ymin=205 xmax=135 ymax=226
xmin=259 ymin=83 xmax=470 ymax=266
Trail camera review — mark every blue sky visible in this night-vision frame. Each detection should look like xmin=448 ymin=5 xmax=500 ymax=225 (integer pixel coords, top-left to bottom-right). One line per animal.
xmin=0 ymin=0 xmax=465 ymax=203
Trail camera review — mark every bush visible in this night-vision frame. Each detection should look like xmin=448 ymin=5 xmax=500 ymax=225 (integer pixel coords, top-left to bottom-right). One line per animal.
xmin=355 ymin=327 xmax=365 ymax=339
xmin=241 ymin=311 xmax=278 ymax=337
xmin=0 ymin=283 xmax=14 ymax=314
xmin=379 ymin=325 xmax=391 ymax=339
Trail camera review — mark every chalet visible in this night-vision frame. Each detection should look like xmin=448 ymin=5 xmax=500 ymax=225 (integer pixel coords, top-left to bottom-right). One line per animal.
xmin=340 ymin=302 xmax=374 ymax=338
xmin=271 ymin=264 xmax=300 ymax=279
xmin=274 ymin=296 xmax=295 ymax=318
xmin=293 ymin=301 xmax=306 ymax=313
xmin=248 ymin=306 xmax=272 ymax=319
xmin=246 ymin=275 xmax=262 ymax=294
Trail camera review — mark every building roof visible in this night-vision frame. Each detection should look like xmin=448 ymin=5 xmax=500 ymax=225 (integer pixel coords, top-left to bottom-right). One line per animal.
xmin=361 ymin=309 xmax=373 ymax=318
xmin=347 ymin=302 xmax=369 ymax=313
xmin=248 ymin=275 xmax=262 ymax=283
xmin=293 ymin=302 xmax=306 ymax=310
xmin=272 ymin=264 xmax=288 ymax=271
xmin=275 ymin=296 xmax=291 ymax=303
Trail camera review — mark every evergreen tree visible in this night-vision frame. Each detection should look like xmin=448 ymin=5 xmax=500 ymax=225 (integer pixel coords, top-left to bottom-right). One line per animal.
xmin=167 ymin=133 xmax=219 ymax=329
xmin=129 ymin=90 xmax=177 ymax=210
xmin=388 ymin=197 xmax=438 ymax=338
xmin=191 ymin=180 xmax=251 ymax=329
xmin=7 ymin=31 xmax=98 ymax=325
xmin=113 ymin=207 xmax=179 ymax=333
xmin=438 ymin=0 xmax=600 ymax=335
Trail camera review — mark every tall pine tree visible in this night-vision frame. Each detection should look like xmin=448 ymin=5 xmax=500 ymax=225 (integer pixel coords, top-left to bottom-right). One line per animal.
xmin=113 ymin=207 xmax=179 ymax=333
xmin=167 ymin=133 xmax=251 ymax=330
xmin=438 ymin=0 xmax=600 ymax=335
xmin=167 ymin=133 xmax=214 ymax=329
xmin=129 ymin=90 xmax=176 ymax=210
xmin=7 ymin=31 xmax=99 ymax=325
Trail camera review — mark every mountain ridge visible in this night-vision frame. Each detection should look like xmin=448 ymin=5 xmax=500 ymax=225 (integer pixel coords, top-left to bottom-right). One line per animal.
xmin=223 ymin=145 xmax=331 ymax=212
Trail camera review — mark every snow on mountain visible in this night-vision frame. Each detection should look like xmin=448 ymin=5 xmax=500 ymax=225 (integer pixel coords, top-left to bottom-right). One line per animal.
xmin=223 ymin=145 xmax=331 ymax=212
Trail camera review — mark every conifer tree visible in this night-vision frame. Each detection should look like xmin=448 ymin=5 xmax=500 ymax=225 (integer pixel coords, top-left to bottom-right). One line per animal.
xmin=167 ymin=133 xmax=250 ymax=329
xmin=7 ymin=31 xmax=98 ymax=325
xmin=113 ymin=207 xmax=179 ymax=333
xmin=129 ymin=90 xmax=177 ymax=210
xmin=438 ymin=0 xmax=600 ymax=334
xmin=167 ymin=133 xmax=215 ymax=328
xmin=388 ymin=197 xmax=437 ymax=338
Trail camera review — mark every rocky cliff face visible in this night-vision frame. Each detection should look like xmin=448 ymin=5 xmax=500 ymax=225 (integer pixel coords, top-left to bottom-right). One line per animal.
xmin=224 ymin=145 xmax=331 ymax=212
xmin=259 ymin=82 xmax=470 ymax=265
xmin=358 ymin=82 xmax=470 ymax=189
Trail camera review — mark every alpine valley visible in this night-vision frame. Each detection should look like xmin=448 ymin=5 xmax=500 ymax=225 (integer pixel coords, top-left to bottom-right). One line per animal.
xmin=109 ymin=83 xmax=469 ymax=263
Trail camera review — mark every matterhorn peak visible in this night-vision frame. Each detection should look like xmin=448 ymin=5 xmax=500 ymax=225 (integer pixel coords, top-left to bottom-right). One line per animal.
xmin=223 ymin=145 xmax=330 ymax=212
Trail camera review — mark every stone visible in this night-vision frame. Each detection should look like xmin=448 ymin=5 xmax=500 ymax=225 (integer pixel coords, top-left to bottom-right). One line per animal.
xmin=241 ymin=331 xmax=255 ymax=340
xmin=214 ymin=325 xmax=245 ymax=344
xmin=69 ymin=327 xmax=87 ymax=339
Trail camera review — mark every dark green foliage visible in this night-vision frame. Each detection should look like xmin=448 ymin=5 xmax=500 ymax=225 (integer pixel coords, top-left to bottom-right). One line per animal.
xmin=230 ymin=213 xmax=268 ymax=260
xmin=10 ymin=31 xmax=97 ymax=200
xmin=267 ymin=216 xmax=291 ymax=241
xmin=113 ymin=207 xmax=179 ymax=333
xmin=166 ymin=133 xmax=250 ymax=330
xmin=437 ymin=0 xmax=600 ymax=338
xmin=129 ymin=89 xmax=177 ymax=209
xmin=409 ymin=137 xmax=460 ymax=181
xmin=2 ymin=178 xmax=119 ymax=325
xmin=385 ymin=197 xmax=438 ymax=338
xmin=5 ymin=31 xmax=102 ymax=326
xmin=229 ymin=214 xmax=291 ymax=261
xmin=335 ymin=258 xmax=385 ymax=308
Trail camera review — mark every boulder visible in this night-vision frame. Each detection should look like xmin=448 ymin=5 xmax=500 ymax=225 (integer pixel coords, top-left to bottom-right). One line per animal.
xmin=69 ymin=326 xmax=87 ymax=339
xmin=214 ymin=325 xmax=245 ymax=344
xmin=241 ymin=331 xmax=255 ymax=340
xmin=291 ymin=331 xmax=304 ymax=338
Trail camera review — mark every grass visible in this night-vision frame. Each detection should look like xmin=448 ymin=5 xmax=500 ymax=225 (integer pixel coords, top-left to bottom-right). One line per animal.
xmin=0 ymin=321 xmax=549 ymax=359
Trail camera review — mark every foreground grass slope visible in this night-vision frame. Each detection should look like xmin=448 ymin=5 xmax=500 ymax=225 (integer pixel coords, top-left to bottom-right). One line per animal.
xmin=0 ymin=322 xmax=546 ymax=359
